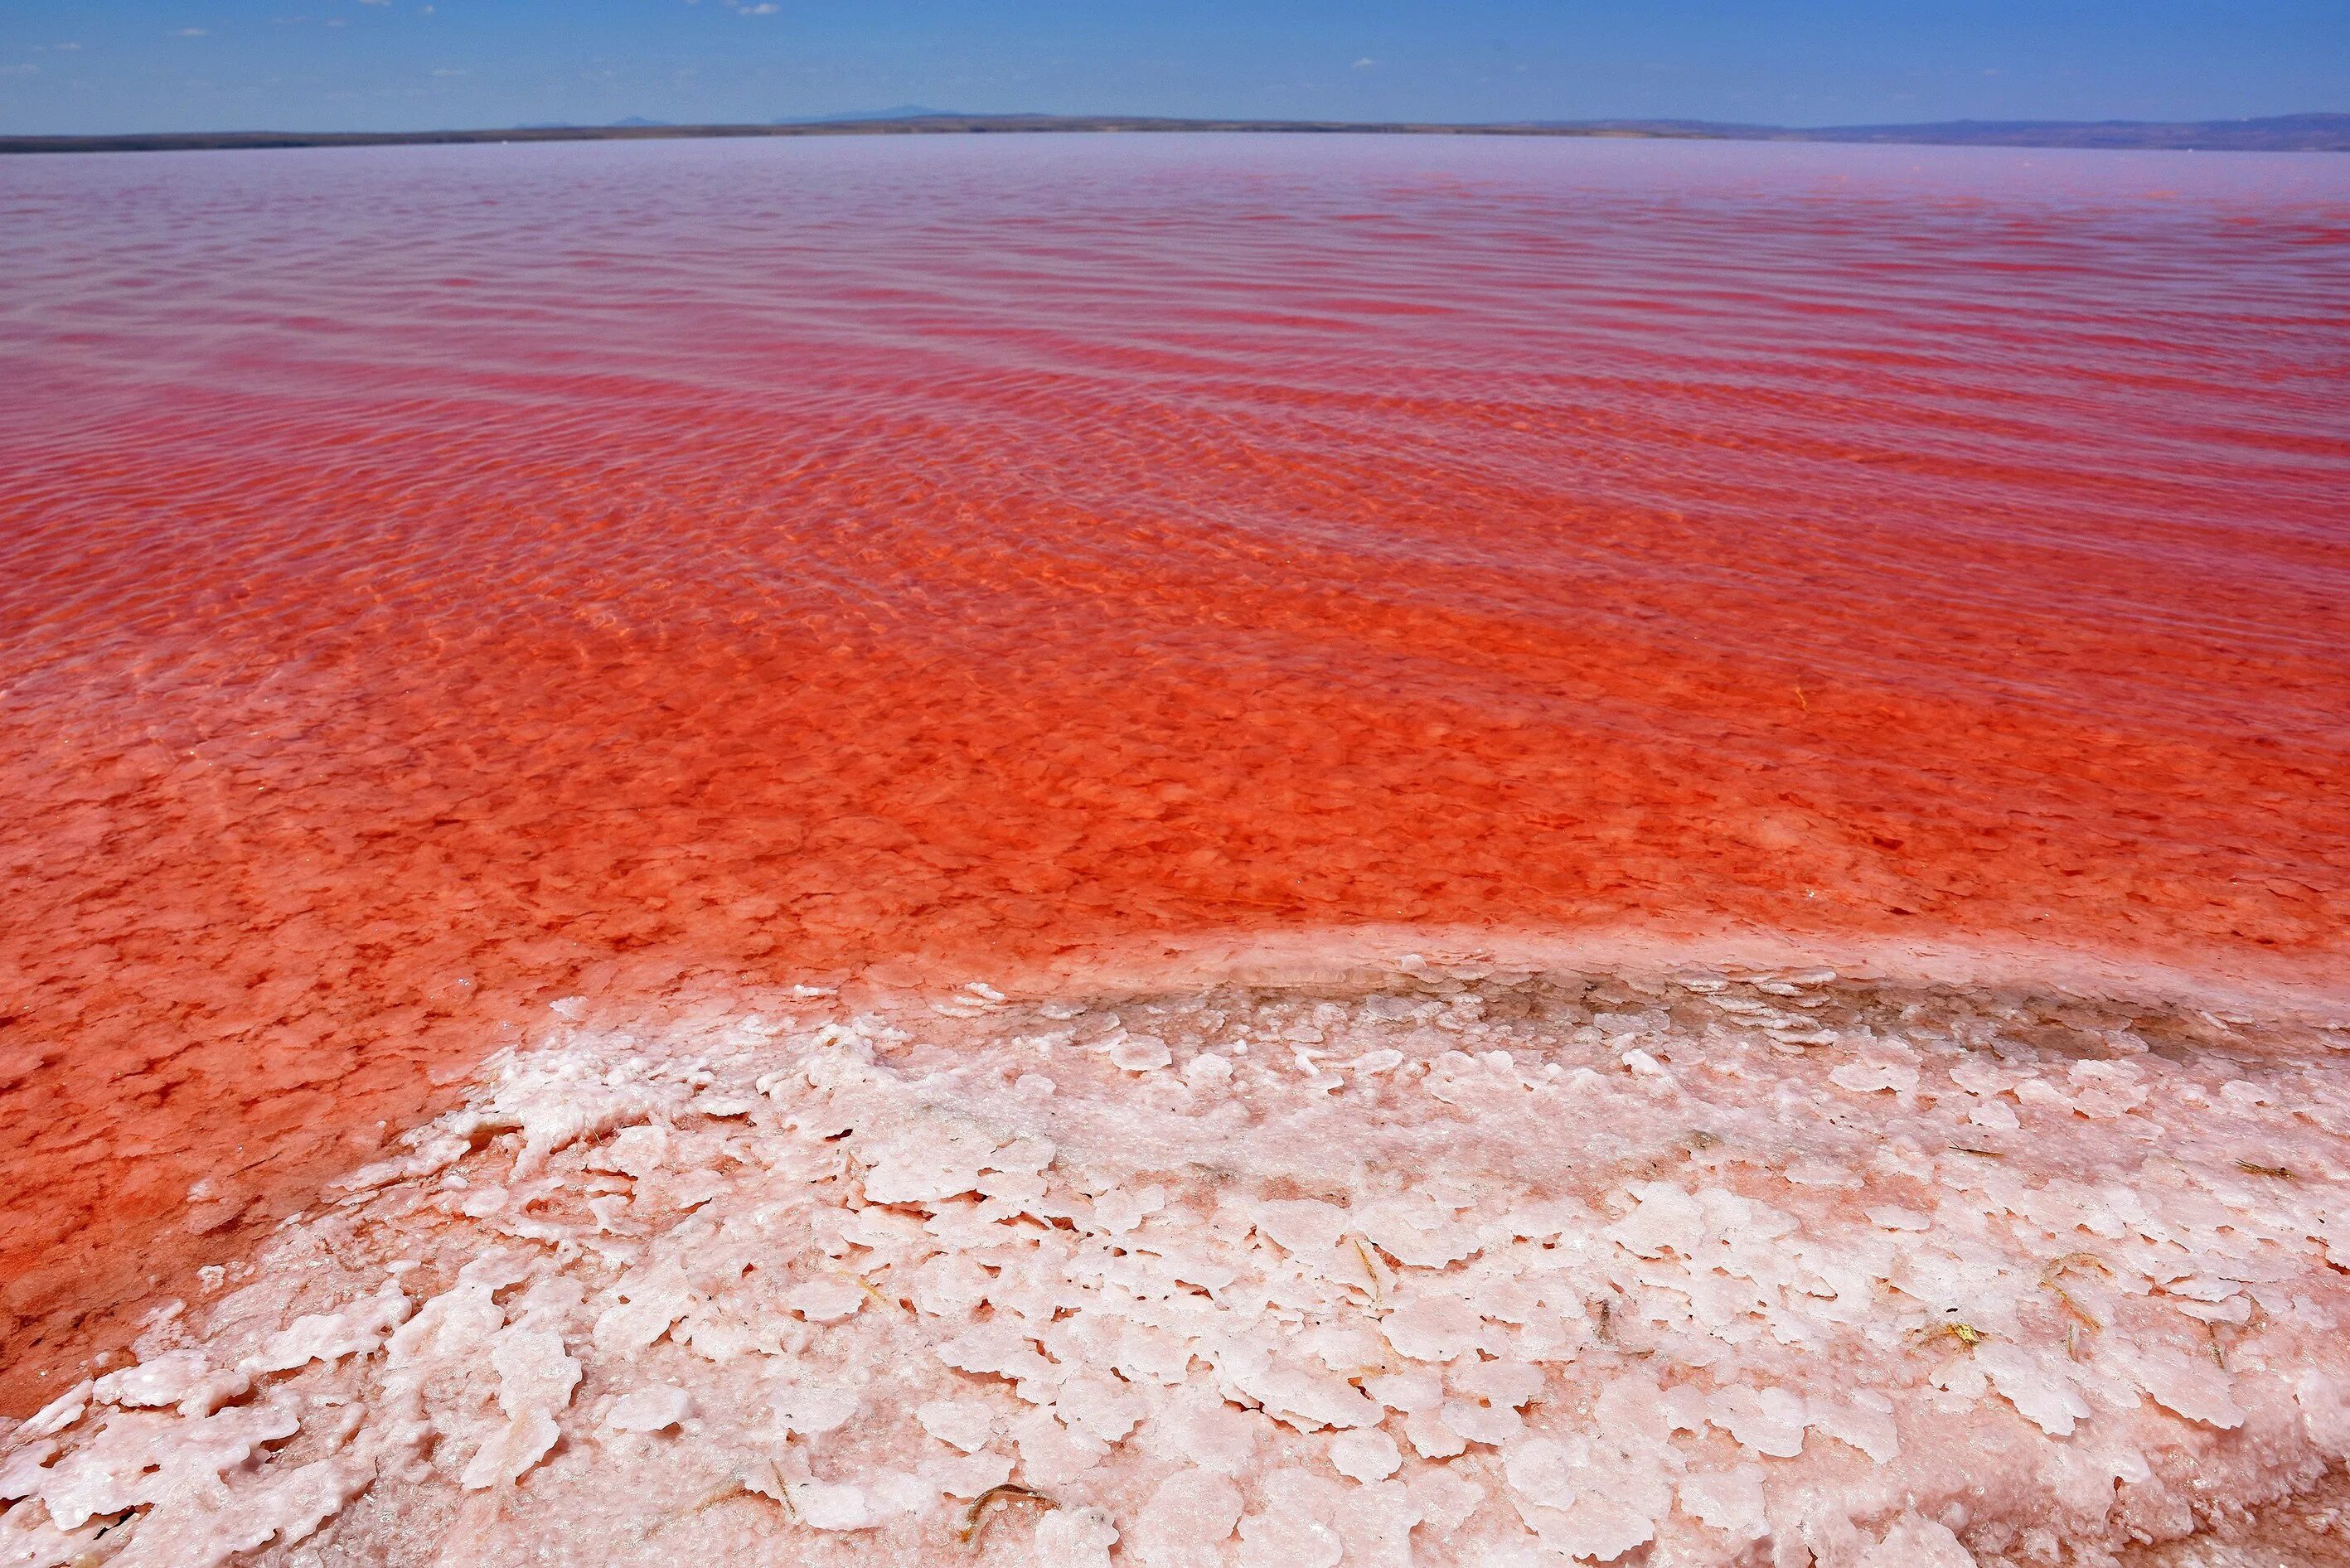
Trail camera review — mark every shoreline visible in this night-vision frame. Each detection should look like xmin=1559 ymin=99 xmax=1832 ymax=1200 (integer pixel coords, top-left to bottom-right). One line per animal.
xmin=3 ymin=112 xmax=2347 ymax=157
xmin=3 ymin=944 xmax=2344 ymax=1564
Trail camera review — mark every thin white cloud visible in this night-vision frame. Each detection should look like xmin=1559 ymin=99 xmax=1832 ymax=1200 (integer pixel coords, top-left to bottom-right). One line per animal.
xmin=430 ymin=66 xmax=466 ymax=76
xmin=0 ymin=63 xmax=37 ymax=76
xmin=176 ymin=27 xmax=211 ymax=36
xmin=1351 ymin=57 xmax=1376 ymax=69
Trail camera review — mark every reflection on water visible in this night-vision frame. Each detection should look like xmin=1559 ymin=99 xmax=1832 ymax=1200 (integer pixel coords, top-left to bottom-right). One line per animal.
xmin=0 ymin=134 xmax=2344 ymax=1404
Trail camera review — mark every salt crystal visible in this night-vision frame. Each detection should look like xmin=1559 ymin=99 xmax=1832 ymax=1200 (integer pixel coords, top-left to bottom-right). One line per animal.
xmin=1677 ymin=1465 xmax=1768 ymax=1544
xmin=1606 ymin=1182 xmax=1705 ymax=1258
xmin=1234 ymin=1508 xmax=1341 ymax=1568
xmin=1858 ymin=1512 xmax=1974 ymax=1567
xmin=1133 ymin=1471 xmax=1243 ymax=1568
xmin=1054 ymin=1373 xmax=1146 ymax=1445
xmin=789 ymin=1479 xmax=872 ymax=1531
xmin=1829 ymin=1061 xmax=1918 ymax=1095
xmin=1502 ymin=1437 xmax=1579 ymax=1510
xmin=1355 ymin=1195 xmax=1479 ymax=1267
xmin=1521 ymin=1491 xmax=1657 ymax=1561
xmin=491 ymin=1329 xmax=581 ymax=1421
xmin=605 ymin=1387 xmax=693 ymax=1433
xmin=244 ymin=1287 xmax=412 ymax=1374
xmin=1328 ymin=1428 xmax=1402 ymax=1482
xmin=1380 ymin=1295 xmax=1483 ymax=1361
xmin=1151 ymin=1389 xmax=1262 ymax=1473
xmin=92 ymin=1353 xmax=216 ymax=1411
xmin=1968 ymin=1099 xmax=2021 ymax=1130
xmin=1809 ymin=1396 xmax=1901 ymax=1463
xmin=1182 ymin=1053 xmax=1233 ymax=1086
xmin=1976 ymin=1342 xmax=2090 ymax=1437
xmin=787 ymin=1279 xmax=867 ymax=1324
xmin=922 ymin=1449 xmax=1015 ymax=1498
xmin=1111 ymin=1036 xmax=1174 ymax=1072
xmin=1708 ymin=1384 xmax=1808 ymax=1457
xmin=588 ymin=1124 xmax=668 ymax=1178
xmin=1403 ymin=1406 xmax=1466 ymax=1458
xmin=1034 ymin=1505 xmax=1121 ymax=1568
xmin=2131 ymin=1352 xmax=2246 ymax=1430
xmin=1441 ymin=1397 xmax=1524 ymax=1445
xmin=1012 ymin=1405 xmax=1108 ymax=1483
xmin=1449 ymin=1358 xmax=1544 ymax=1408
xmin=917 ymin=1397 xmax=996 ymax=1453
xmin=770 ymin=1382 xmax=860 ymax=1438
xmin=459 ymin=1409 xmax=560 ymax=1490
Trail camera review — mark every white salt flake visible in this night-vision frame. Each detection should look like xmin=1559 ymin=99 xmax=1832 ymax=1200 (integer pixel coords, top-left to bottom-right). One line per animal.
xmin=923 ymin=1449 xmax=1015 ymax=1498
xmin=1858 ymin=1512 xmax=1975 ymax=1567
xmin=1606 ymin=1182 xmax=1705 ymax=1258
xmin=1381 ymin=1295 xmax=1483 ymax=1361
xmin=1829 ymin=1061 xmax=1918 ymax=1095
xmin=1976 ymin=1343 xmax=2090 ymax=1437
xmin=1132 ymin=1471 xmax=1243 ymax=1568
xmin=1502 ymin=1437 xmax=1578 ymax=1511
xmin=492 ymin=1329 xmax=582 ymax=1421
xmin=606 ymin=1387 xmax=693 ymax=1433
xmin=2133 ymin=1353 xmax=2246 ymax=1430
xmin=1034 ymin=1504 xmax=1121 ymax=1568
xmin=1234 ymin=1508 xmax=1341 ymax=1568
xmin=1328 ymin=1428 xmax=1402 ymax=1482
xmin=245 ymin=1286 xmax=411 ymax=1374
xmin=918 ymin=1397 xmax=996 ymax=1453
xmin=1708 ymin=1384 xmax=1808 ymax=1458
xmin=1182 ymin=1053 xmax=1233 ymax=1086
xmin=789 ymin=1480 xmax=873 ymax=1531
xmin=460 ymin=1409 xmax=560 ymax=1490
xmin=771 ymin=1382 xmax=861 ymax=1438
xmin=787 ymin=1279 xmax=868 ymax=1324
xmin=1110 ymin=1036 xmax=1174 ymax=1072
xmin=1968 ymin=1099 xmax=2021 ymax=1130
xmin=1678 ymin=1465 xmax=1768 ymax=1544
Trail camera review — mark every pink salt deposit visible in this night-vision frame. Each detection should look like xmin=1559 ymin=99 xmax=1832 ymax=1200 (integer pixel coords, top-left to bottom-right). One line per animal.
xmin=2 ymin=948 xmax=2345 ymax=1566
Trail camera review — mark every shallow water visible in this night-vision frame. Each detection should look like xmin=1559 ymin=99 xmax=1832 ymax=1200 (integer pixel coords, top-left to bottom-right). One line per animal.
xmin=0 ymin=133 xmax=2346 ymax=1454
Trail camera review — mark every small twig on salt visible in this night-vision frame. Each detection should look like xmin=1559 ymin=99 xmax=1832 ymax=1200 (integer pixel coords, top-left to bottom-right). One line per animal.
xmin=645 ymin=1479 xmax=750 ymax=1537
xmin=1351 ymin=1237 xmax=1385 ymax=1304
xmin=2040 ymin=1253 xmax=2108 ymax=1333
xmin=957 ymin=1483 xmax=1055 ymax=1546
xmin=1913 ymin=1319 xmax=1986 ymax=1350
xmin=840 ymin=1270 xmax=909 ymax=1314
xmin=2236 ymin=1159 xmax=2294 ymax=1179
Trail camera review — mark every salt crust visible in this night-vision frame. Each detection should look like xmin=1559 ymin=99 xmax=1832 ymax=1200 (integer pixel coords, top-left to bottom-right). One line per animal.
xmin=2 ymin=962 xmax=2348 ymax=1566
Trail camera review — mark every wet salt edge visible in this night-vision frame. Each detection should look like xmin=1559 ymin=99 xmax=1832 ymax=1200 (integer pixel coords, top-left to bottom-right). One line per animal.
xmin=2 ymin=952 xmax=2347 ymax=1566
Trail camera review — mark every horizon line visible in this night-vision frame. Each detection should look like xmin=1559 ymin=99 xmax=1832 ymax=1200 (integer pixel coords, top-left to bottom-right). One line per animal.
xmin=5 ymin=109 xmax=2347 ymax=157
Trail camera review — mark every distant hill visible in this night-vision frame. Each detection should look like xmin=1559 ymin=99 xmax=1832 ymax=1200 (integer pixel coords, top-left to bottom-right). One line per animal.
xmin=787 ymin=105 xmax=970 ymax=124
xmin=1526 ymin=112 xmax=2350 ymax=152
xmin=6 ymin=111 xmax=2345 ymax=157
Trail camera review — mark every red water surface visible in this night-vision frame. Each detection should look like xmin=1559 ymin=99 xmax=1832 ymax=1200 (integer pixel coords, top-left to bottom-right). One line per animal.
xmin=1 ymin=134 xmax=2345 ymax=1409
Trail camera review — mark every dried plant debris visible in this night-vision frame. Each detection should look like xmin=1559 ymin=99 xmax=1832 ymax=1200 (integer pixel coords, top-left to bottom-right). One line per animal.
xmin=2 ymin=961 xmax=2347 ymax=1566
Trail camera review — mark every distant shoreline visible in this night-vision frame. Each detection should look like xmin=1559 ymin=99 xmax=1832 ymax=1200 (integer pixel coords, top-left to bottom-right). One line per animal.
xmin=4 ymin=110 xmax=2347 ymax=157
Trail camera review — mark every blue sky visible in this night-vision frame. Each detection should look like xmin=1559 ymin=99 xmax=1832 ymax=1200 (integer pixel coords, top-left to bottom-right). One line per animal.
xmin=1 ymin=1 xmax=2342 ymax=137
